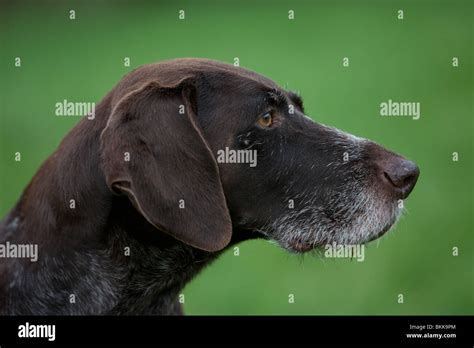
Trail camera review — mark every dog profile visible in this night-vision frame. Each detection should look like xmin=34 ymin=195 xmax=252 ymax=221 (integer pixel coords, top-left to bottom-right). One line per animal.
xmin=0 ymin=58 xmax=419 ymax=315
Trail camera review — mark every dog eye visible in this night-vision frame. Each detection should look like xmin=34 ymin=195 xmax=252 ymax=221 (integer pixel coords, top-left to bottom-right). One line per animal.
xmin=257 ymin=112 xmax=273 ymax=128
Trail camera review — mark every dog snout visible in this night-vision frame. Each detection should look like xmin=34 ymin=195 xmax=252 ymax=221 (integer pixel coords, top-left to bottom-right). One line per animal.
xmin=367 ymin=143 xmax=420 ymax=199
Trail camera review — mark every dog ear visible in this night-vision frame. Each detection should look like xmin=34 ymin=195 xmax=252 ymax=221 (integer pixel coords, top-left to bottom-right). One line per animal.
xmin=100 ymin=78 xmax=232 ymax=252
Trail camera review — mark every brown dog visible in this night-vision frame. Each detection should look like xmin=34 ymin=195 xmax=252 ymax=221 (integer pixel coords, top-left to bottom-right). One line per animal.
xmin=0 ymin=58 xmax=419 ymax=314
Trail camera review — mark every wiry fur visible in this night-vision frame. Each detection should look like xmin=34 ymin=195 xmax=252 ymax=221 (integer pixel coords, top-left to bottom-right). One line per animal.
xmin=0 ymin=58 xmax=418 ymax=315
xmin=259 ymin=126 xmax=403 ymax=252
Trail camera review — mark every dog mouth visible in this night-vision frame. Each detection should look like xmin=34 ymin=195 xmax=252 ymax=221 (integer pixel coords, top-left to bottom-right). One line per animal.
xmin=266 ymin=195 xmax=403 ymax=254
xmin=365 ymin=219 xmax=397 ymax=243
xmin=286 ymin=217 xmax=397 ymax=254
xmin=288 ymin=240 xmax=318 ymax=253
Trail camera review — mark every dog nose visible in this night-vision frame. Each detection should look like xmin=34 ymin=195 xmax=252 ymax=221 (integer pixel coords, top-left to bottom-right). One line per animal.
xmin=367 ymin=142 xmax=420 ymax=199
xmin=382 ymin=157 xmax=420 ymax=199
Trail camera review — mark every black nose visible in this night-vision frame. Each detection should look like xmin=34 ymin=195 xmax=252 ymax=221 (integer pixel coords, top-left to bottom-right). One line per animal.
xmin=366 ymin=142 xmax=420 ymax=199
xmin=382 ymin=157 xmax=420 ymax=199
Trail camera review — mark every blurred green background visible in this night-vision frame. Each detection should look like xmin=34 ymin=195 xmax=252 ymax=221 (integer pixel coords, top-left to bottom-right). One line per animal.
xmin=1 ymin=0 xmax=472 ymax=315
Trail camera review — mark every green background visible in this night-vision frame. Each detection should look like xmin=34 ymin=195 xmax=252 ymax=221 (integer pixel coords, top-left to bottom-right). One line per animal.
xmin=1 ymin=0 xmax=472 ymax=315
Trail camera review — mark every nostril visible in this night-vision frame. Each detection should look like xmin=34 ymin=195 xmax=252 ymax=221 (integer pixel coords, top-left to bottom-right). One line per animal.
xmin=384 ymin=170 xmax=414 ymax=188
xmin=402 ymin=173 xmax=416 ymax=188
xmin=367 ymin=142 xmax=420 ymax=199
xmin=383 ymin=171 xmax=396 ymax=187
xmin=383 ymin=160 xmax=420 ymax=198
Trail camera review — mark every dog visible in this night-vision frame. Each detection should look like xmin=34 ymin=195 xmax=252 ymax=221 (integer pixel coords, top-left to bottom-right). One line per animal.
xmin=0 ymin=58 xmax=419 ymax=315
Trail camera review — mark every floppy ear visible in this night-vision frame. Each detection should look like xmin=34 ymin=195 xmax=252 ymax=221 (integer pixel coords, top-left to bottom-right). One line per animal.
xmin=100 ymin=79 xmax=232 ymax=252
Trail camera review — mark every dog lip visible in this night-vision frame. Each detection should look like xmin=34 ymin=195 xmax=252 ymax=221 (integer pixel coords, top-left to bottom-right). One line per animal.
xmin=366 ymin=219 xmax=396 ymax=243
xmin=291 ymin=241 xmax=314 ymax=253
xmin=287 ymin=209 xmax=399 ymax=253
xmin=289 ymin=238 xmax=327 ymax=253
xmin=293 ymin=242 xmax=313 ymax=253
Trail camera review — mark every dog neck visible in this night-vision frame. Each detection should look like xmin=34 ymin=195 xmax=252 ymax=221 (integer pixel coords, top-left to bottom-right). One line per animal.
xmin=0 ymin=116 xmax=222 ymax=314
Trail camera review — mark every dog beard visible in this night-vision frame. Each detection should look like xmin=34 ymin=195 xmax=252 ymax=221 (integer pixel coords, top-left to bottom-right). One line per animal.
xmin=260 ymin=179 xmax=403 ymax=254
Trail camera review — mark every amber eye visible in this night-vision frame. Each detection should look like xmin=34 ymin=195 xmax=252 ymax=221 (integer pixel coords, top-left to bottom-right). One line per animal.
xmin=257 ymin=112 xmax=273 ymax=128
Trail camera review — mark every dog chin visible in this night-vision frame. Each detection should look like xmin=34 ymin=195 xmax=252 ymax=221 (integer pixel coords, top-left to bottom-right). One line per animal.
xmin=284 ymin=219 xmax=399 ymax=254
xmin=269 ymin=198 xmax=403 ymax=254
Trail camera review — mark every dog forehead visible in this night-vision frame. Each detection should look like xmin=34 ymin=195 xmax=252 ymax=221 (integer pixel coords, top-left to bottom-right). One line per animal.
xmin=121 ymin=58 xmax=280 ymax=95
xmin=163 ymin=58 xmax=278 ymax=82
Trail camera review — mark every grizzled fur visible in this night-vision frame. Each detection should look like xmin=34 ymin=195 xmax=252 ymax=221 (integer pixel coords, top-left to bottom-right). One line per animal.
xmin=0 ymin=58 xmax=418 ymax=315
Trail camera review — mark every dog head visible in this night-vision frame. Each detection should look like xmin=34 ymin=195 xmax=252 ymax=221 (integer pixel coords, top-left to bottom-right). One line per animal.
xmin=100 ymin=58 xmax=419 ymax=253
